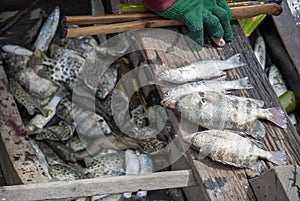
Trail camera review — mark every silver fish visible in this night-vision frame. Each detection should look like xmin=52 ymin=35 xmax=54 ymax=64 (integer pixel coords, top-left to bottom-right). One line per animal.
xmin=91 ymin=0 xmax=107 ymax=44
xmin=253 ymin=35 xmax=266 ymax=70
xmin=165 ymin=91 xmax=287 ymax=140
xmin=187 ymin=130 xmax=287 ymax=172
xmin=16 ymin=66 xmax=58 ymax=99
xmin=125 ymin=149 xmax=140 ymax=175
xmin=2 ymin=44 xmax=33 ymax=56
xmin=162 ymin=77 xmax=252 ymax=104
xmin=156 ymin=54 xmax=245 ymax=83
xmin=29 ymin=138 xmax=52 ymax=180
xmin=32 ymin=6 xmax=60 ymax=52
xmin=268 ymin=64 xmax=287 ymax=97
xmin=96 ymin=65 xmax=118 ymax=100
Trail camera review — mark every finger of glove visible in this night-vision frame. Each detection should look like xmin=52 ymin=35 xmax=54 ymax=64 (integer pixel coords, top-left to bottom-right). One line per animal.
xmin=211 ymin=7 xmax=233 ymax=41
xmin=216 ymin=0 xmax=230 ymax=12
xmin=203 ymin=9 xmax=224 ymax=39
xmin=184 ymin=9 xmax=204 ymax=47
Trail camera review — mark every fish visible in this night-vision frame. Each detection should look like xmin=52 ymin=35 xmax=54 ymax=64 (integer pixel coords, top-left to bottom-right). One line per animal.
xmin=66 ymin=135 xmax=86 ymax=152
xmin=186 ymin=130 xmax=287 ymax=172
xmin=156 ymin=54 xmax=245 ymax=84
xmin=91 ymin=194 xmax=122 ymax=201
xmin=29 ymin=123 xmax=75 ymax=141
xmin=29 ymin=138 xmax=52 ymax=180
xmin=253 ymin=35 xmax=266 ymax=70
xmin=2 ymin=44 xmax=33 ymax=56
xmin=16 ymin=66 xmax=58 ymax=99
xmin=268 ymin=64 xmax=287 ymax=97
xmin=164 ymin=91 xmax=287 ymax=140
xmin=162 ymin=77 xmax=252 ymax=104
xmin=26 ymin=89 xmax=65 ymax=131
xmin=91 ymin=0 xmax=107 ymax=44
xmin=49 ymin=163 xmax=82 ymax=181
xmin=45 ymin=140 xmax=77 ymax=163
xmin=84 ymin=152 xmax=125 ymax=178
xmin=8 ymin=79 xmax=49 ymax=116
xmin=125 ymin=149 xmax=140 ymax=175
xmin=1 ymin=53 xmax=30 ymax=77
xmin=37 ymin=45 xmax=86 ymax=89
xmin=56 ymin=97 xmax=113 ymax=154
xmin=23 ymin=16 xmax=44 ymax=46
xmin=32 ymin=6 xmax=60 ymax=52
xmin=95 ymin=64 xmax=118 ymax=100
xmin=33 ymin=140 xmax=82 ymax=181
xmin=136 ymin=153 xmax=153 ymax=200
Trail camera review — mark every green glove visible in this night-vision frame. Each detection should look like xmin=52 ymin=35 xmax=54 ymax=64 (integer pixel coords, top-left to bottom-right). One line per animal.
xmin=156 ymin=0 xmax=233 ymax=47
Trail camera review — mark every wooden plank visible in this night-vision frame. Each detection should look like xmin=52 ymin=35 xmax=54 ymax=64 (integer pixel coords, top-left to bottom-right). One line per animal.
xmin=250 ymin=165 xmax=300 ymax=201
xmin=0 ymin=170 xmax=196 ymax=201
xmin=133 ymin=21 xmax=300 ymax=200
xmin=0 ymin=62 xmax=49 ymax=185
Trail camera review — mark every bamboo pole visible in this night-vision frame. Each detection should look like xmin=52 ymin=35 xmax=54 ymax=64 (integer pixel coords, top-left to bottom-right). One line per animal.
xmin=64 ymin=3 xmax=282 ymax=38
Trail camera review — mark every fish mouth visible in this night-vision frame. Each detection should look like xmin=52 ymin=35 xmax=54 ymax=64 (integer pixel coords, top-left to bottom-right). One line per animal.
xmin=160 ymin=99 xmax=173 ymax=108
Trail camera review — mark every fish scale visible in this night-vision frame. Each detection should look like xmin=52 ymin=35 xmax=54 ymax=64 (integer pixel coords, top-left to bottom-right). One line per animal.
xmin=188 ymin=130 xmax=286 ymax=172
xmin=165 ymin=91 xmax=287 ymax=140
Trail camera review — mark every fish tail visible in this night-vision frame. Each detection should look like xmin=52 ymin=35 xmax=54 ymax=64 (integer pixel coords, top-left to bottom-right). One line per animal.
xmin=230 ymin=77 xmax=253 ymax=90
xmin=250 ymin=120 xmax=266 ymax=140
xmin=40 ymin=108 xmax=53 ymax=117
xmin=222 ymin=54 xmax=245 ymax=70
xmin=268 ymin=151 xmax=287 ymax=165
xmin=265 ymin=107 xmax=287 ymax=128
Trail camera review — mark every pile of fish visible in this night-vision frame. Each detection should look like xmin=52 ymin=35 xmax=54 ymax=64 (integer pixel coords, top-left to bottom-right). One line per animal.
xmin=158 ymin=54 xmax=287 ymax=172
xmin=0 ymin=6 xmax=184 ymax=201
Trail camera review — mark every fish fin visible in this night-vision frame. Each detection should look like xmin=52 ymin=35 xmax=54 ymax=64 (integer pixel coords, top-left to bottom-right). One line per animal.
xmin=28 ymin=50 xmax=44 ymax=65
xmin=222 ymin=54 xmax=245 ymax=70
xmin=197 ymin=146 xmax=212 ymax=160
xmin=232 ymin=77 xmax=253 ymax=90
xmin=268 ymin=151 xmax=287 ymax=165
xmin=250 ymin=139 xmax=265 ymax=150
xmin=249 ymin=121 xmax=266 ymax=140
xmin=249 ymin=161 xmax=264 ymax=174
xmin=39 ymin=108 xmax=53 ymax=117
xmin=265 ymin=107 xmax=287 ymax=128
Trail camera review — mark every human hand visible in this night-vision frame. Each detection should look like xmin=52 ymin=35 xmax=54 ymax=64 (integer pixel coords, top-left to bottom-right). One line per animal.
xmin=147 ymin=0 xmax=233 ymax=47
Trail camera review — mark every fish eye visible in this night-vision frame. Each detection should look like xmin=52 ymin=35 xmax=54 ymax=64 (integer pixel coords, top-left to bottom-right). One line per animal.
xmin=164 ymin=91 xmax=170 ymax=97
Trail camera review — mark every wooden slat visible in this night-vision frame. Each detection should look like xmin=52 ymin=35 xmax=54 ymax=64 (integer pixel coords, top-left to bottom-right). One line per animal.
xmin=250 ymin=165 xmax=300 ymax=201
xmin=133 ymin=21 xmax=300 ymax=200
xmin=0 ymin=63 xmax=49 ymax=185
xmin=0 ymin=170 xmax=196 ymax=201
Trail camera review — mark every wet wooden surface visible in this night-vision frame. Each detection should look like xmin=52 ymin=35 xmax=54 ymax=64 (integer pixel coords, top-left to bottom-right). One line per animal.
xmin=133 ymin=21 xmax=300 ymax=200
xmin=0 ymin=62 xmax=49 ymax=185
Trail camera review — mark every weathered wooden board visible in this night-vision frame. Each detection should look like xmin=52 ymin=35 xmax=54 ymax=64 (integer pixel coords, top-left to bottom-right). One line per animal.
xmin=0 ymin=170 xmax=196 ymax=201
xmin=250 ymin=165 xmax=300 ymax=201
xmin=0 ymin=62 xmax=49 ymax=185
xmin=132 ymin=21 xmax=300 ymax=200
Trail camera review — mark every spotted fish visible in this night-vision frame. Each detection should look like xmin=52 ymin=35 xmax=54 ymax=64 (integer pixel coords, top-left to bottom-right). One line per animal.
xmin=8 ymin=79 xmax=50 ymax=116
xmin=164 ymin=91 xmax=287 ymax=140
xmin=29 ymin=123 xmax=75 ymax=141
xmin=84 ymin=152 xmax=125 ymax=178
xmin=156 ymin=54 xmax=245 ymax=84
xmin=37 ymin=45 xmax=86 ymax=89
xmin=186 ymin=130 xmax=287 ymax=172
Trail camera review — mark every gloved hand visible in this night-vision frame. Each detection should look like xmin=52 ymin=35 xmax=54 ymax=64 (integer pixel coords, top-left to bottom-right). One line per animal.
xmin=144 ymin=0 xmax=233 ymax=47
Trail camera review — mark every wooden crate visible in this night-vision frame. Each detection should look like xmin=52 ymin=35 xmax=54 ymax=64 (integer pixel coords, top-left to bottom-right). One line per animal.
xmin=0 ymin=1 xmax=300 ymax=200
